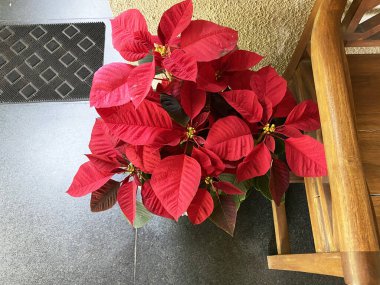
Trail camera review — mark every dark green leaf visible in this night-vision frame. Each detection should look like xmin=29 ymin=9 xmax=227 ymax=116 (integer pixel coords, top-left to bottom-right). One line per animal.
xmin=274 ymin=138 xmax=286 ymax=161
xmin=253 ymin=171 xmax=272 ymax=201
xmin=209 ymin=195 xmax=238 ymax=236
xmin=138 ymin=53 xmax=153 ymax=65
xmin=218 ymin=173 xmax=253 ymax=208
xmin=90 ymin=180 xmax=120 ymax=212
xmin=160 ymin=94 xmax=190 ymax=127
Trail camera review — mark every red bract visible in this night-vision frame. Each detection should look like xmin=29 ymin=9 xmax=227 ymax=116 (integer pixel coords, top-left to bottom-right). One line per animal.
xmin=187 ymin=189 xmax=214 ymax=225
xmin=250 ymin=66 xmax=287 ymax=108
xmin=197 ymin=49 xmax=262 ymax=92
xmin=97 ymin=100 xmax=182 ymax=146
xmin=108 ymin=0 xmax=238 ymax=108
xmin=205 ymin=116 xmax=254 ymax=161
xmin=67 ymin=0 xmax=328 ymax=235
xmin=150 ymin=154 xmax=201 ymax=221
xmin=89 ymin=63 xmax=134 ymax=108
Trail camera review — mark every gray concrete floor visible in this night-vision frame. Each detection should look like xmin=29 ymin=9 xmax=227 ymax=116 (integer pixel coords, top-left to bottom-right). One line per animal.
xmin=0 ymin=1 xmax=345 ymax=284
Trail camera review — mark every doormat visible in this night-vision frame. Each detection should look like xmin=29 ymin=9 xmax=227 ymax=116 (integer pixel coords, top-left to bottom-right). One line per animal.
xmin=0 ymin=22 xmax=105 ymax=103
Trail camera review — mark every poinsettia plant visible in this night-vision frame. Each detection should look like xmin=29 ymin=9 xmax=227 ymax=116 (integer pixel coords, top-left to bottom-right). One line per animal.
xmin=67 ymin=0 xmax=327 ymax=236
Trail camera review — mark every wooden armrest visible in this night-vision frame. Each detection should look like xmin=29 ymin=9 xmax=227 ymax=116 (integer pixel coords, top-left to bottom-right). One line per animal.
xmin=311 ymin=0 xmax=380 ymax=284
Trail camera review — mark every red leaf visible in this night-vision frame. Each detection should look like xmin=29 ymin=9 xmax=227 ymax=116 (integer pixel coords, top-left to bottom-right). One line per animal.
xmin=205 ymin=116 xmax=254 ymax=161
xmin=191 ymin=147 xmax=225 ymax=177
xmin=162 ymin=49 xmax=197 ymax=81
xmin=127 ymin=61 xmax=156 ymax=108
xmin=180 ymin=81 xmax=206 ymax=119
xmin=209 ymin=195 xmax=237 ymax=236
xmin=250 ymin=66 xmax=287 ymax=107
xmin=67 ymin=162 xmax=113 ymax=197
xmin=141 ymin=180 xmax=174 ymax=219
xmin=265 ymin=136 xmax=275 ymax=152
xmin=224 ymin=70 xmax=254 ymax=90
xmin=285 ymin=135 xmax=327 ymax=177
xmin=222 ymin=50 xmax=263 ymax=71
xmin=119 ymin=40 xmax=151 ymax=62
xmin=158 ymin=0 xmax=193 ymax=44
xmin=89 ymin=119 xmax=121 ymax=158
xmin=196 ymin=62 xmax=227 ymax=92
xmin=125 ymin=145 xmax=161 ymax=173
xmin=269 ymin=159 xmax=289 ymax=206
xmin=260 ymin=97 xmax=273 ymax=123
xmin=98 ymin=101 xmax=181 ymax=146
xmin=187 ymin=189 xmax=214 ymax=225
xmin=90 ymin=63 xmax=134 ymax=108
xmin=214 ymin=181 xmax=244 ymax=195
xmin=181 ymin=20 xmax=238 ymax=62
xmin=86 ymin=154 xmax=121 ymax=173
xmin=273 ymin=89 xmax=297 ymax=118
xmin=150 ymin=154 xmax=201 ymax=220
xmin=111 ymin=10 xmax=151 ymax=60
xmin=237 ymin=142 xmax=272 ymax=181
xmin=192 ymin=111 xmax=210 ymax=129
xmin=285 ymin=100 xmax=321 ymax=132
xmin=117 ymin=180 xmax=138 ymax=225
xmin=220 ymin=90 xmax=263 ymax=123
xmin=275 ymin=125 xmax=303 ymax=138
xmin=90 ymin=180 xmax=120 ymax=212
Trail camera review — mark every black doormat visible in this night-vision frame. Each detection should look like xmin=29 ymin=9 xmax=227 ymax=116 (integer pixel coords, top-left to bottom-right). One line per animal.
xmin=0 ymin=22 xmax=105 ymax=103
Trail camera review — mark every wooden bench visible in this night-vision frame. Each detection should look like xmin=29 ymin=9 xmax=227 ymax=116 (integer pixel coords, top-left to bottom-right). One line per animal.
xmin=267 ymin=0 xmax=380 ymax=284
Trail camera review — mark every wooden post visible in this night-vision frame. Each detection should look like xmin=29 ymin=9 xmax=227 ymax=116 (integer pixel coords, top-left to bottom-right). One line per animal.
xmin=311 ymin=0 xmax=380 ymax=284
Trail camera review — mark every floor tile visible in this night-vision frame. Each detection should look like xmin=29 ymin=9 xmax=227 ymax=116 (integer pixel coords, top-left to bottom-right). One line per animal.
xmin=135 ymin=187 xmax=344 ymax=285
xmin=0 ymin=0 xmax=113 ymax=22
xmin=0 ymin=102 xmax=135 ymax=285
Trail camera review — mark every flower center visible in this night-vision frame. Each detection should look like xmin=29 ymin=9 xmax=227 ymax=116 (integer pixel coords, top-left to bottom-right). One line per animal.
xmin=215 ymin=70 xmax=222 ymax=81
xmin=126 ymin=163 xmax=135 ymax=174
xmin=205 ymin=176 xmax=213 ymax=185
xmin=263 ymin=123 xmax=276 ymax=134
xmin=186 ymin=126 xmax=196 ymax=139
xmin=154 ymin=44 xmax=168 ymax=57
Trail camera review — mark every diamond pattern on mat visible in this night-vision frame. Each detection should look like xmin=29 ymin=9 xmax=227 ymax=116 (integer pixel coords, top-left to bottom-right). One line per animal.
xmin=78 ymin=36 xmax=95 ymax=52
xmin=0 ymin=26 xmax=14 ymax=41
xmin=29 ymin=25 xmax=47 ymax=40
xmin=62 ymin=25 xmax=80 ymax=39
xmin=59 ymin=51 xmax=77 ymax=67
xmin=75 ymin=65 xmax=93 ymax=81
xmin=0 ymin=23 xmax=105 ymax=103
xmin=55 ymin=81 xmax=74 ymax=98
xmin=10 ymin=39 xmax=28 ymax=55
xmin=0 ymin=54 xmax=8 ymax=68
xmin=25 ymin=53 xmax=43 ymax=69
xmin=40 ymin=67 xmax=58 ymax=83
xmin=44 ymin=37 xmax=61 ymax=54
xmin=20 ymin=83 xmax=38 ymax=100
xmin=5 ymin=68 xmax=23 ymax=84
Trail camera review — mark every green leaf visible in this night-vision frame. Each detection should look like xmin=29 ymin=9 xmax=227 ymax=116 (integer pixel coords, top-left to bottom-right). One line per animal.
xmin=160 ymin=94 xmax=190 ymax=127
xmin=133 ymin=201 xmax=153 ymax=228
xmin=253 ymin=171 xmax=272 ymax=201
xmin=218 ymin=173 xmax=253 ymax=208
xmin=138 ymin=53 xmax=153 ymax=65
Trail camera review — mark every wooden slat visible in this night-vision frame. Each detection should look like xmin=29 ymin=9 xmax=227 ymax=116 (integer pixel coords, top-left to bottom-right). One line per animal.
xmin=311 ymin=0 xmax=380 ymax=283
xmin=345 ymin=13 xmax=380 ymax=41
xmin=271 ymin=202 xmax=290 ymax=255
xmin=348 ymin=54 xmax=380 ymax=194
xmin=342 ymin=0 xmax=380 ymax=33
xmin=267 ymin=253 xmax=343 ymax=277
xmin=290 ymin=60 xmax=338 ymax=252
xmin=372 ymin=196 xmax=380 ymax=238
